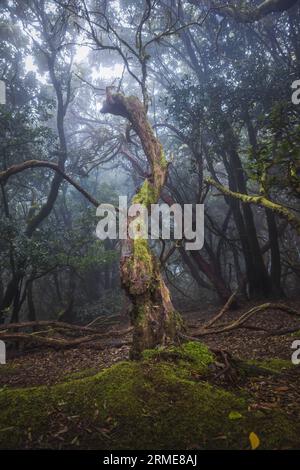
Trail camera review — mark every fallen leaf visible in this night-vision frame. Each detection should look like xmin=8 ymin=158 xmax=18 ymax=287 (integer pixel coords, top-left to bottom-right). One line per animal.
xmin=249 ymin=432 xmax=260 ymax=450
xmin=228 ymin=411 xmax=243 ymax=420
xmin=274 ymin=386 xmax=289 ymax=393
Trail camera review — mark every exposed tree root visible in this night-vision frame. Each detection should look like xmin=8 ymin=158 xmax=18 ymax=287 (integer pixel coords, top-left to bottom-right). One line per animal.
xmin=176 ymin=301 xmax=299 ymax=381
xmin=0 ymin=320 xmax=133 ymax=350
xmin=210 ymin=348 xmax=237 ymax=383
xmin=2 ymin=302 xmax=298 ymax=355
xmin=202 ymin=289 xmax=238 ymax=329
xmin=189 ymin=303 xmax=300 ymax=337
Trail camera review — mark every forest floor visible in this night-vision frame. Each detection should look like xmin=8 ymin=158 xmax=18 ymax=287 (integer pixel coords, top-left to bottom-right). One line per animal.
xmin=2 ymin=299 xmax=300 ymax=387
xmin=1 ymin=299 xmax=300 ymax=449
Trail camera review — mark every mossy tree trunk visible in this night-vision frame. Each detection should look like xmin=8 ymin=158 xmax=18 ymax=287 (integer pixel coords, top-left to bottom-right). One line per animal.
xmin=101 ymin=88 xmax=182 ymax=359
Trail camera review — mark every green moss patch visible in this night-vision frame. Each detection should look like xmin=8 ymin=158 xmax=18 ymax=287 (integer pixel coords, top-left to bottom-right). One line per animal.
xmin=247 ymin=358 xmax=294 ymax=373
xmin=132 ymin=180 xmax=158 ymax=206
xmin=133 ymin=238 xmax=152 ymax=269
xmin=142 ymin=341 xmax=214 ymax=374
xmin=64 ymin=368 xmax=101 ymax=382
xmin=0 ymin=342 xmax=299 ymax=449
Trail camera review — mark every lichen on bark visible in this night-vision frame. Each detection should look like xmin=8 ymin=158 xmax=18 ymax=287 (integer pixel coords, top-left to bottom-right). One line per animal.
xmin=206 ymin=177 xmax=300 ymax=235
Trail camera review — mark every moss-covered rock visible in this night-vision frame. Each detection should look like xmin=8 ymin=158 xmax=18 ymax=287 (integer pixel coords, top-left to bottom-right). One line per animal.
xmin=0 ymin=342 xmax=299 ymax=449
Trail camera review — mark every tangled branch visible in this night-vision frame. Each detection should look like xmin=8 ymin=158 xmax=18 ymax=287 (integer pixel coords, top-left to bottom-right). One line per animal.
xmin=184 ymin=302 xmax=300 ymax=338
xmin=0 ymin=320 xmax=133 ymax=350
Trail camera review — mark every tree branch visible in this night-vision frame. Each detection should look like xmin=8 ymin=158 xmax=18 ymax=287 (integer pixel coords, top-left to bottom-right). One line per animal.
xmin=206 ymin=177 xmax=300 ymax=235
xmin=190 ymin=302 xmax=300 ymax=336
xmin=0 ymin=160 xmax=100 ymax=207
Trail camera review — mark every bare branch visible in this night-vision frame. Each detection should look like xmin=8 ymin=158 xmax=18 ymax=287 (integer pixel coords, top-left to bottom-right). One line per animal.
xmin=0 ymin=160 xmax=100 ymax=207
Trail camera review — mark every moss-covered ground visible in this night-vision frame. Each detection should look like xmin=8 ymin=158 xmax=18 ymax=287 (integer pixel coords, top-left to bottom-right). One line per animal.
xmin=0 ymin=342 xmax=299 ymax=449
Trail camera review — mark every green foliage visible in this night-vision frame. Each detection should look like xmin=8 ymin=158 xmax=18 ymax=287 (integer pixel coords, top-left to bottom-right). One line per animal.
xmin=247 ymin=102 xmax=300 ymax=197
xmin=55 ymin=239 xmax=117 ymax=273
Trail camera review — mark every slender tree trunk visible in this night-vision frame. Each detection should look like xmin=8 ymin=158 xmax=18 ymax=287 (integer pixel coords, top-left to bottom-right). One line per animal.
xmin=220 ymin=121 xmax=271 ymax=298
xmin=265 ymin=209 xmax=284 ymax=297
xmin=0 ymin=273 xmax=22 ymax=323
xmin=179 ymin=247 xmax=211 ymax=291
xmin=59 ymin=268 xmax=76 ymax=323
xmin=101 ymin=89 xmax=182 ymax=358
xmin=10 ymin=281 xmax=22 ymax=324
xmin=27 ymin=279 xmax=36 ymax=323
xmin=190 ymin=251 xmax=233 ymax=304
xmin=243 ymin=109 xmax=283 ymax=298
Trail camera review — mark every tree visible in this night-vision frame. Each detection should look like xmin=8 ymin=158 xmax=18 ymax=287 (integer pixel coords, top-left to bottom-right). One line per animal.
xmin=1 ymin=0 xmax=299 ymax=355
xmin=101 ymin=88 xmax=182 ymax=358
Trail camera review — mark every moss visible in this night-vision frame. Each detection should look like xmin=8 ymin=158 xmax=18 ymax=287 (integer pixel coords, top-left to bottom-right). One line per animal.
xmin=290 ymin=329 xmax=300 ymax=338
xmin=130 ymin=238 xmax=153 ymax=292
xmin=206 ymin=177 xmax=300 ymax=235
xmin=126 ymin=95 xmax=142 ymax=111
xmin=0 ymin=342 xmax=299 ymax=450
xmin=135 ymin=304 xmax=150 ymax=328
xmin=142 ymin=341 xmax=214 ymax=375
xmin=247 ymin=358 xmax=294 ymax=373
xmin=122 ymin=238 xmax=154 ymax=295
xmin=159 ymin=149 xmax=168 ymax=169
xmin=164 ymin=309 xmax=185 ymax=340
xmin=133 ymin=238 xmax=152 ymax=268
xmin=64 ymin=368 xmax=100 ymax=381
xmin=133 ymin=180 xmax=158 ymax=206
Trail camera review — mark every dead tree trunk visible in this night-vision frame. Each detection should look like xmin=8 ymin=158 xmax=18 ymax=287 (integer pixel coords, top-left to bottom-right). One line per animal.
xmin=101 ymin=89 xmax=182 ymax=359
